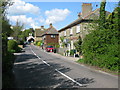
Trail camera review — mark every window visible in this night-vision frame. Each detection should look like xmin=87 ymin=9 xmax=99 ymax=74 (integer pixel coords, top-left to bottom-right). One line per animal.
xmin=51 ymin=35 xmax=55 ymax=38
xmin=70 ymin=28 xmax=73 ymax=35
xmin=64 ymin=31 xmax=66 ymax=36
xmin=76 ymin=24 xmax=80 ymax=33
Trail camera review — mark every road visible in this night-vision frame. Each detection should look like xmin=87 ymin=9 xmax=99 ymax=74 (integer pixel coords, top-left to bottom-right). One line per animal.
xmin=13 ymin=45 xmax=119 ymax=88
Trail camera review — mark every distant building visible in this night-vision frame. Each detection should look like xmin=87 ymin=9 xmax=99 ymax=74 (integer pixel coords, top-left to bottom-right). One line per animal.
xmin=42 ymin=23 xmax=59 ymax=48
xmin=34 ymin=24 xmax=59 ymax=48
xmin=27 ymin=33 xmax=34 ymax=42
xmin=34 ymin=26 xmax=46 ymax=42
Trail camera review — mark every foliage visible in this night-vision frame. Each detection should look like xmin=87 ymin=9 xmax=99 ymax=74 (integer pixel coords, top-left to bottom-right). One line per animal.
xmin=77 ymin=59 xmax=84 ymax=63
xmin=37 ymin=41 xmax=41 ymax=46
xmin=11 ymin=21 xmax=24 ymax=41
xmin=82 ymin=4 xmax=119 ymax=72
xmin=74 ymin=36 xmax=82 ymax=54
xmin=99 ymin=0 xmax=106 ymax=29
xmin=60 ymin=36 xmax=66 ymax=47
xmin=2 ymin=51 xmax=15 ymax=72
xmin=47 ymin=43 xmax=60 ymax=48
xmin=8 ymin=40 xmax=22 ymax=53
xmin=70 ymin=49 xmax=76 ymax=56
xmin=1 ymin=0 xmax=16 ymax=88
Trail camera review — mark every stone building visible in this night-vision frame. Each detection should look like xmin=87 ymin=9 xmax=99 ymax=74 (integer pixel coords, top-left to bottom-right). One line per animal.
xmin=58 ymin=3 xmax=110 ymax=56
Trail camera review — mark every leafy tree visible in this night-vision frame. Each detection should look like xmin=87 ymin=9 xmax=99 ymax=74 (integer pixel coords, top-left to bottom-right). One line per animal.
xmin=11 ymin=21 xmax=24 ymax=41
xmin=81 ymin=2 xmax=119 ymax=72
xmin=1 ymin=0 xmax=16 ymax=88
xmin=99 ymin=0 xmax=106 ymax=29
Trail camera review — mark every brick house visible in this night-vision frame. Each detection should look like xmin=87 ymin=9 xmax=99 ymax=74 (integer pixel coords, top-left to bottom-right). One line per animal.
xmin=58 ymin=3 xmax=110 ymax=56
xmin=42 ymin=23 xmax=59 ymax=48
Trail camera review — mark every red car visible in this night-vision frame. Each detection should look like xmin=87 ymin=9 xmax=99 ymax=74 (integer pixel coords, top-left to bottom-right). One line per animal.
xmin=46 ymin=46 xmax=54 ymax=52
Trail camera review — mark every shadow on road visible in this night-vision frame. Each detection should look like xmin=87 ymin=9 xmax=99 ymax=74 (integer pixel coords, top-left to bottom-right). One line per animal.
xmin=14 ymin=54 xmax=38 ymax=63
xmin=12 ymin=53 xmax=95 ymax=88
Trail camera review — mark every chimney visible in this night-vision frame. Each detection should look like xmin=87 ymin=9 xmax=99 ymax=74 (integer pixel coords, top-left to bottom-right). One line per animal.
xmin=41 ymin=26 xmax=44 ymax=30
xmin=41 ymin=26 xmax=44 ymax=28
xmin=82 ymin=3 xmax=92 ymax=18
xmin=78 ymin=12 xmax=81 ymax=18
xmin=49 ymin=23 xmax=53 ymax=28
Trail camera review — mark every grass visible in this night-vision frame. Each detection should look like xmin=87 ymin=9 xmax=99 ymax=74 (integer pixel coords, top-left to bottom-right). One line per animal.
xmin=76 ymin=59 xmax=120 ymax=76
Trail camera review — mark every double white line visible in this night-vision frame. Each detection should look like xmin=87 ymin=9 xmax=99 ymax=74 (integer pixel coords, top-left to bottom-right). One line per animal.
xmin=30 ymin=46 xmax=85 ymax=87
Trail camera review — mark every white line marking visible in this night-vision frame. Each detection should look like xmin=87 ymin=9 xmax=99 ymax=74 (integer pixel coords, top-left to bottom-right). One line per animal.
xmin=30 ymin=46 xmax=50 ymax=67
xmin=42 ymin=60 xmax=50 ymax=66
xmin=55 ymin=69 xmax=84 ymax=87
xmin=30 ymin=45 xmax=85 ymax=87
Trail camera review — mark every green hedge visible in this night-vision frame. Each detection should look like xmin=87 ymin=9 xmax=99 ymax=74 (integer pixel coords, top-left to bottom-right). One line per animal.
xmin=8 ymin=40 xmax=22 ymax=53
xmin=82 ymin=28 xmax=119 ymax=72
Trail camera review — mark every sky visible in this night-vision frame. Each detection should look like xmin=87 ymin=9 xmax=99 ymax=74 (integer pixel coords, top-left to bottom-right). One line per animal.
xmin=6 ymin=0 xmax=119 ymax=30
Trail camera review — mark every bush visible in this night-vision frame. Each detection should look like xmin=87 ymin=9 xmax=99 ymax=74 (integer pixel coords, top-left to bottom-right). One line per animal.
xmin=8 ymin=40 xmax=22 ymax=53
xmin=2 ymin=51 xmax=15 ymax=88
xmin=82 ymin=28 xmax=119 ymax=72
xmin=37 ymin=41 xmax=41 ymax=46
xmin=2 ymin=51 xmax=15 ymax=72
xmin=70 ymin=49 xmax=76 ymax=56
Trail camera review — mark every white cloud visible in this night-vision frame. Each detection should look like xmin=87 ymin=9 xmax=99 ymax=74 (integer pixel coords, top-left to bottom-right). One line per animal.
xmin=45 ymin=8 xmax=70 ymax=25
xmin=7 ymin=0 xmax=40 ymax=15
xmin=7 ymin=15 xmax=39 ymax=29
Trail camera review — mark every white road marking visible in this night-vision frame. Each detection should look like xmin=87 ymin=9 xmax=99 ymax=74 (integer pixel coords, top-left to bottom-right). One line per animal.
xmin=30 ymin=45 xmax=84 ymax=87
xmin=30 ymin=46 xmax=50 ymax=67
xmin=55 ymin=69 xmax=84 ymax=87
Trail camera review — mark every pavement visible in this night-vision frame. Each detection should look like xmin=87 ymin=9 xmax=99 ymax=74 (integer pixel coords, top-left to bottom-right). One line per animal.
xmin=12 ymin=45 xmax=119 ymax=88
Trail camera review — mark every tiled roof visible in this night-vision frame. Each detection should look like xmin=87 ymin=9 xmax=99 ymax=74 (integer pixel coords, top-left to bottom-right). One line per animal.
xmin=35 ymin=28 xmax=46 ymax=37
xmin=35 ymin=26 xmax=58 ymax=37
xmin=58 ymin=8 xmax=110 ymax=32
xmin=45 ymin=27 xmax=58 ymax=35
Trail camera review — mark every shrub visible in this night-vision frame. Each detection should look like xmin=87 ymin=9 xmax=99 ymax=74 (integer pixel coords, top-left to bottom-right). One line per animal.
xmin=82 ymin=28 xmax=119 ymax=71
xmin=37 ymin=41 xmax=41 ymax=46
xmin=8 ymin=40 xmax=22 ymax=53
xmin=2 ymin=51 xmax=15 ymax=72
xmin=70 ymin=49 xmax=76 ymax=56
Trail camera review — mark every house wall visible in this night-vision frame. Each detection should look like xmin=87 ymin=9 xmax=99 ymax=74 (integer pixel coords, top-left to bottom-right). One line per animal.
xmin=58 ymin=24 xmax=82 ymax=55
xmin=45 ymin=34 xmax=59 ymax=45
xmin=35 ymin=37 xmax=42 ymax=42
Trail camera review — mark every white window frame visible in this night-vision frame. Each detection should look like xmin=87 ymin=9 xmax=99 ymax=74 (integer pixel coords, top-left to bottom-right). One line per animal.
xmin=76 ymin=24 xmax=80 ymax=33
xmin=51 ymin=35 xmax=55 ymax=38
xmin=70 ymin=28 xmax=73 ymax=35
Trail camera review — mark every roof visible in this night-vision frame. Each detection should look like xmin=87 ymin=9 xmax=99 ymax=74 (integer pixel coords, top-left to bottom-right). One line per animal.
xmin=44 ymin=26 xmax=59 ymax=35
xmin=35 ymin=26 xmax=58 ymax=37
xmin=58 ymin=8 xmax=110 ymax=32
xmin=35 ymin=28 xmax=46 ymax=37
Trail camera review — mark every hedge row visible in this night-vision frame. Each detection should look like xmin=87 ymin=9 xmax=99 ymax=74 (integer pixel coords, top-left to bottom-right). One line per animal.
xmin=82 ymin=28 xmax=119 ymax=72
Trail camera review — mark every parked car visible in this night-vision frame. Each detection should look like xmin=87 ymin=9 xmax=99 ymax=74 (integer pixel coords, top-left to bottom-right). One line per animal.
xmin=46 ymin=46 xmax=55 ymax=52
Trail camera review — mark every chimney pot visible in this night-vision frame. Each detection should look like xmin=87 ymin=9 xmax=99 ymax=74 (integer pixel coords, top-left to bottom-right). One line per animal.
xmin=82 ymin=3 xmax=92 ymax=18
xmin=50 ymin=23 xmax=52 ymax=28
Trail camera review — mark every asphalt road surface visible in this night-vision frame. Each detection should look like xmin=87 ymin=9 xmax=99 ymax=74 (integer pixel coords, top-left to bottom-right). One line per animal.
xmin=13 ymin=45 xmax=119 ymax=88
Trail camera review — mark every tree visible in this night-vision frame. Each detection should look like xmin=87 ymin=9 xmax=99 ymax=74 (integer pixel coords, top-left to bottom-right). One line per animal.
xmin=81 ymin=2 xmax=119 ymax=71
xmin=11 ymin=20 xmax=24 ymax=41
xmin=99 ymin=0 xmax=106 ymax=29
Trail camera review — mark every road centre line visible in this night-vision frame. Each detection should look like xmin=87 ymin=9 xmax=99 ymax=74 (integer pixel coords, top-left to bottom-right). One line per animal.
xmin=30 ymin=46 xmax=84 ymax=87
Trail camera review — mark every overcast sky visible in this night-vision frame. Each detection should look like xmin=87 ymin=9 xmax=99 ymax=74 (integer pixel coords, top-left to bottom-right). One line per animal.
xmin=6 ymin=0 xmax=119 ymax=30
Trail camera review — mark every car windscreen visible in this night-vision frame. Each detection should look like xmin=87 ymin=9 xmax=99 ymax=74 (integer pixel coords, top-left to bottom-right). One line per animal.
xmin=47 ymin=46 xmax=53 ymax=48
